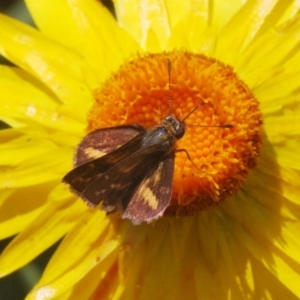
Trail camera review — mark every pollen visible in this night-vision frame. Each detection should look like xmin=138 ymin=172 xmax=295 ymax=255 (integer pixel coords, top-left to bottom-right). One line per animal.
xmin=88 ymin=51 xmax=262 ymax=217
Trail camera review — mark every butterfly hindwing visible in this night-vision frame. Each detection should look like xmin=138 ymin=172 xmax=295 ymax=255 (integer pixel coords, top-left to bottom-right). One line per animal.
xmin=62 ymin=125 xmax=145 ymax=196
xmin=122 ymin=156 xmax=174 ymax=224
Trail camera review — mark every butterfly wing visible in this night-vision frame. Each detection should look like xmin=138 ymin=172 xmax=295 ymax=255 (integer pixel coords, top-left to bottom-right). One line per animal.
xmin=122 ymin=156 xmax=174 ymax=224
xmin=75 ymin=124 xmax=144 ymax=166
xmin=80 ymin=145 xmax=174 ymax=217
xmin=63 ymin=125 xmax=144 ymax=196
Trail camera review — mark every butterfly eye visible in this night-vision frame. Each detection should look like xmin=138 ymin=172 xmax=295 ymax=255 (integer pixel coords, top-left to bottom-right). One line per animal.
xmin=163 ymin=115 xmax=186 ymax=140
xmin=174 ymin=124 xmax=185 ymax=139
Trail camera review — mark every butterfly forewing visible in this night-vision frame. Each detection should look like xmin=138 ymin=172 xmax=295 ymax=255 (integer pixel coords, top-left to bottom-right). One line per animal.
xmin=75 ymin=125 xmax=144 ymax=166
xmin=63 ymin=125 xmax=144 ymax=196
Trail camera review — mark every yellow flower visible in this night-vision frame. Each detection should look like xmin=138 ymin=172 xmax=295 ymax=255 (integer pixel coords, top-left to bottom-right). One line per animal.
xmin=0 ymin=0 xmax=300 ymax=299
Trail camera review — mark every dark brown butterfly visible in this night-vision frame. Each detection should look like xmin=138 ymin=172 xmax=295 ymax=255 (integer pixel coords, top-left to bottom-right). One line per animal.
xmin=62 ymin=61 xmax=231 ymax=224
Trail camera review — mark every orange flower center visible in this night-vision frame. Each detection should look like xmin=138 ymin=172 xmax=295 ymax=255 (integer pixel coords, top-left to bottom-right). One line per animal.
xmin=88 ymin=51 xmax=262 ymax=217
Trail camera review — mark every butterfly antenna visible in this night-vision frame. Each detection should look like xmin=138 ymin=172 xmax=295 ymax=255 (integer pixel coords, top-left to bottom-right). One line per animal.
xmin=183 ymin=102 xmax=232 ymax=128
xmin=181 ymin=104 xmax=203 ymax=122
xmin=167 ymin=59 xmax=172 ymax=114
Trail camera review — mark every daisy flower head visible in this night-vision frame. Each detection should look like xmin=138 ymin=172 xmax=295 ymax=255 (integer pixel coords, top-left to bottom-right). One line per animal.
xmin=0 ymin=0 xmax=300 ymax=299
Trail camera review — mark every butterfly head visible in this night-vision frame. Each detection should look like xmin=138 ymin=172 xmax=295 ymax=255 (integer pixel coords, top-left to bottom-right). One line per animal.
xmin=162 ymin=115 xmax=186 ymax=139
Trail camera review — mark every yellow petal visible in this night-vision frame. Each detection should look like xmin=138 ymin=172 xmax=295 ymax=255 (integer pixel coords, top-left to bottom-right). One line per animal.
xmin=25 ymin=0 xmax=85 ymax=51
xmin=253 ymin=66 xmax=300 ymax=107
xmin=26 ymin=0 xmax=140 ymax=83
xmin=237 ymin=18 xmax=300 ymax=89
xmin=0 ymin=185 xmax=84 ymax=276
xmin=265 ymin=241 xmax=300 ymax=297
xmin=56 ymin=251 xmax=120 ymax=299
xmin=211 ymin=0 xmax=245 ymax=29
xmin=0 ymin=66 xmax=85 ymax=133
xmin=0 ymin=128 xmax=52 ymax=166
xmin=0 ymin=146 xmax=71 ymax=188
xmin=0 ymin=184 xmax=50 ymax=239
xmin=215 ymin=0 xmax=277 ymax=63
xmin=274 ymin=221 xmax=300 ymax=272
xmin=277 ymin=1 xmax=300 ymax=25
xmin=166 ymin=0 xmax=210 ymax=29
xmin=167 ymin=15 xmax=194 ymax=51
xmin=0 ymin=14 xmax=93 ymax=120
xmin=114 ymin=0 xmax=170 ymax=49
xmin=264 ymin=109 xmax=300 ymax=144
xmin=249 ymin=255 xmax=299 ymax=299
xmin=27 ymin=210 xmax=118 ymax=299
xmin=273 ymin=140 xmax=300 ymax=171
xmin=144 ymin=28 xmax=162 ymax=52
xmin=168 ymin=12 xmax=212 ymax=52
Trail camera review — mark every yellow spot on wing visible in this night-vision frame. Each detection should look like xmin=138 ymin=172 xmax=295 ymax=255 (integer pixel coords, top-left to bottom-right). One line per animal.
xmin=139 ymin=164 xmax=163 ymax=209
xmin=141 ymin=187 xmax=158 ymax=209
xmin=153 ymin=166 xmax=162 ymax=184
xmin=84 ymin=147 xmax=106 ymax=159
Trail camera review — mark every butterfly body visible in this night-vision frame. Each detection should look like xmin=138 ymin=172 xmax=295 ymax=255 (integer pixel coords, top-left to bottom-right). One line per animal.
xmin=63 ymin=115 xmax=186 ymax=224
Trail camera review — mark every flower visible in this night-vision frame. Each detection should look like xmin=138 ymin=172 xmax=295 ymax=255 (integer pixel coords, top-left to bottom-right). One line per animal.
xmin=0 ymin=0 xmax=300 ymax=299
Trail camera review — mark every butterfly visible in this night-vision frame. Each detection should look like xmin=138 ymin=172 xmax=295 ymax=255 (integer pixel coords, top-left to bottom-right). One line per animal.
xmin=62 ymin=61 xmax=231 ymax=224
